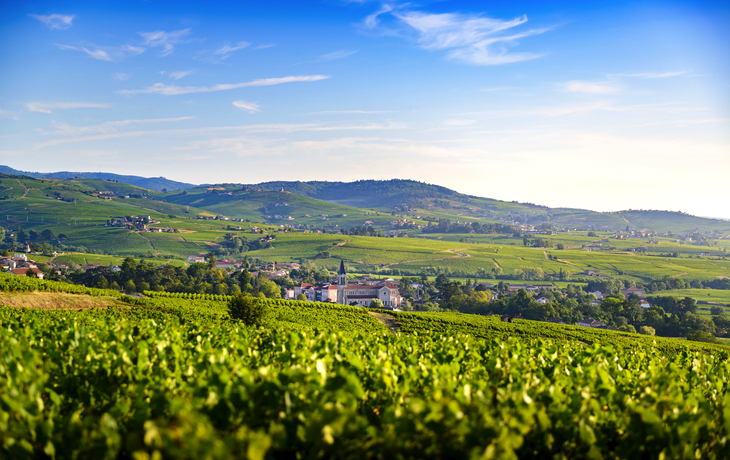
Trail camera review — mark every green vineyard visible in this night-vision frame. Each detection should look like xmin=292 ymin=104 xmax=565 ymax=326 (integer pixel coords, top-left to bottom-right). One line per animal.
xmin=1 ymin=276 xmax=730 ymax=459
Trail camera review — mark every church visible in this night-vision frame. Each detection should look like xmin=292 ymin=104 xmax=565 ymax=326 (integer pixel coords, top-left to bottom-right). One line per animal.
xmin=336 ymin=260 xmax=402 ymax=309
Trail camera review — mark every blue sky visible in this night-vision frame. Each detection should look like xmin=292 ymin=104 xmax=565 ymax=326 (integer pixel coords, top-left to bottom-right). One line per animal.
xmin=1 ymin=0 xmax=728 ymax=217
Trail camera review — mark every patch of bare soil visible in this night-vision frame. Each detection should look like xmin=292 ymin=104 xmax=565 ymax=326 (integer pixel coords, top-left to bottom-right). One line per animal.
xmin=368 ymin=311 xmax=400 ymax=333
xmin=0 ymin=292 xmax=124 ymax=310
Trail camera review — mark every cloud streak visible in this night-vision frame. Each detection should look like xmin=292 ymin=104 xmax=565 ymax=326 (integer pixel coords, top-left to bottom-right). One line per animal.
xmin=564 ymin=81 xmax=619 ymax=95
xmin=319 ymin=49 xmax=358 ymax=61
xmin=215 ymin=41 xmax=250 ymax=57
xmin=307 ymin=110 xmax=391 ymax=115
xmin=118 ymin=75 xmax=330 ymax=95
xmin=168 ymin=70 xmax=193 ymax=80
xmin=49 ymin=117 xmax=194 ymax=135
xmin=232 ymin=101 xmax=261 ymax=113
xmin=56 ymin=43 xmax=145 ymax=61
xmin=30 ymin=14 xmax=75 ymax=30
xmin=611 ymin=71 xmax=689 ymax=79
xmin=33 ymin=121 xmax=404 ymax=149
xmin=139 ymin=29 xmax=190 ymax=56
xmin=26 ymin=102 xmax=111 ymax=113
xmin=364 ymin=6 xmax=550 ymax=65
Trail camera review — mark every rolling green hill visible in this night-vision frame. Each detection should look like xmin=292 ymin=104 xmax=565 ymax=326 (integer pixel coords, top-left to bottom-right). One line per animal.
xmin=163 ymin=185 xmax=405 ymax=230
xmin=0 ymin=174 xmax=275 ymax=258
xmin=192 ymin=179 xmax=730 ymax=234
xmin=0 ymin=165 xmax=196 ymax=191
xmin=4 ymin=168 xmax=728 ymax=234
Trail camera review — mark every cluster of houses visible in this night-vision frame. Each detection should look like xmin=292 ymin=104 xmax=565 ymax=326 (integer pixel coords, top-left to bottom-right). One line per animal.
xmin=107 ymin=215 xmax=180 ymax=233
xmin=589 ymin=287 xmax=651 ymax=309
xmin=0 ymin=254 xmax=45 ymax=279
xmin=196 ymin=215 xmax=231 ymax=221
xmin=107 ymin=215 xmax=160 ymax=231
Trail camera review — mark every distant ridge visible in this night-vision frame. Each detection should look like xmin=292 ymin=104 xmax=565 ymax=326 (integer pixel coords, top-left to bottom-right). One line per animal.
xmin=0 ymin=165 xmax=197 ymax=192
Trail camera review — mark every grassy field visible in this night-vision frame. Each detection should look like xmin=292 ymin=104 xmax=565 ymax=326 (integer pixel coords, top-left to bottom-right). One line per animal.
xmin=0 ymin=291 xmax=124 ymax=309
xmin=657 ymin=288 xmax=730 ymax=304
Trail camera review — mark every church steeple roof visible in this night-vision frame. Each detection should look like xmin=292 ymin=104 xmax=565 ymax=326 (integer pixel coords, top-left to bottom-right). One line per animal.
xmin=338 ymin=259 xmax=346 ymax=275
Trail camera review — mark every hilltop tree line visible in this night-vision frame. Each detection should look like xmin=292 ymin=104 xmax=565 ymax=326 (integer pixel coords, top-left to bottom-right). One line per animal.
xmin=49 ymin=256 xmax=281 ymax=299
xmin=405 ymin=274 xmax=723 ymax=339
xmin=422 ymin=219 xmax=516 ymax=234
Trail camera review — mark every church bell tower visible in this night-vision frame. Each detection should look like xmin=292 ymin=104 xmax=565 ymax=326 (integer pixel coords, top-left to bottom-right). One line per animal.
xmin=337 ymin=259 xmax=347 ymax=304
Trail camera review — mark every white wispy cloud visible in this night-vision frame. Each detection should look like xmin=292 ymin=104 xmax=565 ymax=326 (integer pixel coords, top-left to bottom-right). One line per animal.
xmin=118 ymin=75 xmax=330 ymax=95
xmin=398 ymin=11 xmax=549 ymax=65
xmin=195 ymin=41 xmax=251 ymax=63
xmin=364 ymin=4 xmax=395 ymax=28
xmin=33 ymin=121 xmax=404 ymax=149
xmin=30 ymin=14 xmax=75 ymax=30
xmin=114 ymin=72 xmax=132 ymax=80
xmin=168 ymin=70 xmax=193 ymax=80
xmin=56 ymin=43 xmax=145 ymax=61
xmin=319 ymin=49 xmax=359 ymax=61
xmin=564 ymin=81 xmax=619 ymax=95
xmin=0 ymin=109 xmax=19 ymax=120
xmin=232 ymin=101 xmax=261 ymax=113
xmin=364 ymin=6 xmax=550 ymax=65
xmin=215 ymin=41 xmax=250 ymax=57
xmin=307 ymin=110 xmax=391 ymax=114
xmin=139 ymin=29 xmax=190 ymax=56
xmin=26 ymin=102 xmax=111 ymax=113
xmin=442 ymin=119 xmax=476 ymax=127
xmin=611 ymin=71 xmax=689 ymax=79
xmin=49 ymin=117 xmax=194 ymax=135
xmin=254 ymin=44 xmax=275 ymax=50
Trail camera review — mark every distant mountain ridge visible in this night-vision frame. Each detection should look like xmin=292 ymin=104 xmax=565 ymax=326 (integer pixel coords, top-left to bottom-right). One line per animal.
xmin=0 ymin=165 xmax=197 ymax=192
xmin=247 ymin=179 xmax=463 ymax=208
xmin=1 ymin=167 xmax=726 ymax=232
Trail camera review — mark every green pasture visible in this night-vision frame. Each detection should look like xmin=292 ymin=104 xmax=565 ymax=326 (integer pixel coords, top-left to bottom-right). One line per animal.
xmin=657 ymin=288 xmax=730 ymax=305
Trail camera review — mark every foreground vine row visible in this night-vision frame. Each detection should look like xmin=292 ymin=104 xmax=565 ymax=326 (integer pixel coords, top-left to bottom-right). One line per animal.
xmin=2 ymin=304 xmax=730 ymax=459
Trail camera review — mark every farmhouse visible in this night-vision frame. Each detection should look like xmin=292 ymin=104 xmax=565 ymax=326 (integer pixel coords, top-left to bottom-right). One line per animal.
xmin=621 ymin=287 xmax=645 ymax=298
xmin=10 ymin=267 xmax=44 ymax=279
xmin=576 ymin=318 xmax=607 ymax=328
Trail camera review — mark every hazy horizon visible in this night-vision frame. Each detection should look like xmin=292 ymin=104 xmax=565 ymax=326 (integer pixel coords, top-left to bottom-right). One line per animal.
xmin=1 ymin=0 xmax=728 ymax=217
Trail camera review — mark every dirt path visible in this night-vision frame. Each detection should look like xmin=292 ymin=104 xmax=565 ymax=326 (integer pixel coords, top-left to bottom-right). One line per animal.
xmin=368 ymin=311 xmax=400 ymax=333
xmin=543 ymin=250 xmax=550 ymax=260
xmin=137 ymin=232 xmax=159 ymax=254
xmin=446 ymin=248 xmax=471 ymax=258
xmin=16 ymin=179 xmax=29 ymax=197
xmin=556 ymin=258 xmax=582 ymax=269
xmin=669 ymin=272 xmax=689 ymax=278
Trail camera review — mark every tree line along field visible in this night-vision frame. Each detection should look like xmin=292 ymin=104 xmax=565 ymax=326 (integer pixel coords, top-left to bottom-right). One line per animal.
xmin=2 ymin=277 xmax=730 ymax=459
